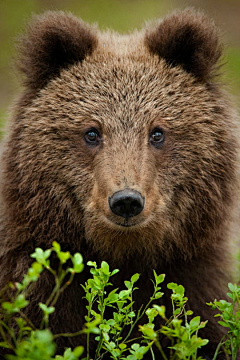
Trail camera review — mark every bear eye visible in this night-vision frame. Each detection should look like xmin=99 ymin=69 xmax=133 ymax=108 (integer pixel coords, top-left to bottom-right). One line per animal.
xmin=84 ymin=129 xmax=101 ymax=146
xmin=149 ymin=128 xmax=165 ymax=148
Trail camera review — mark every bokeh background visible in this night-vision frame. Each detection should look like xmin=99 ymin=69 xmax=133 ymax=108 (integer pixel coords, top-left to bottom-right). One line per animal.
xmin=0 ymin=0 xmax=240 ymax=133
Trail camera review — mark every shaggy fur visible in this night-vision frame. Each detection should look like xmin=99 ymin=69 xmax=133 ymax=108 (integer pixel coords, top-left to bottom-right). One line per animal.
xmin=0 ymin=8 xmax=239 ymax=359
xmin=145 ymin=9 xmax=222 ymax=81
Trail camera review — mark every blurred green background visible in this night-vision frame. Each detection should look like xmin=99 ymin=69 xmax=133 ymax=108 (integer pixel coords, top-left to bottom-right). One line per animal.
xmin=0 ymin=0 xmax=240 ymax=133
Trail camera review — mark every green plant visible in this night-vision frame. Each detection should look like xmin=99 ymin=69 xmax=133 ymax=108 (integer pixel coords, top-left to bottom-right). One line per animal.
xmin=0 ymin=243 xmax=239 ymax=360
xmin=0 ymin=242 xmax=87 ymax=360
xmin=207 ymin=283 xmax=240 ymax=360
xmin=82 ymin=263 xmax=209 ymax=360
xmin=81 ymin=264 xmax=165 ymax=360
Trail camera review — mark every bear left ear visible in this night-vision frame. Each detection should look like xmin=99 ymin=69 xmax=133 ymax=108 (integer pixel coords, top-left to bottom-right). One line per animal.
xmin=17 ymin=11 xmax=98 ymax=90
xmin=144 ymin=8 xmax=222 ymax=82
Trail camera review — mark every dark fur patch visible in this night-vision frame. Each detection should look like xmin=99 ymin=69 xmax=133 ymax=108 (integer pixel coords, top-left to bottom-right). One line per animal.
xmin=16 ymin=11 xmax=98 ymax=90
xmin=144 ymin=8 xmax=222 ymax=81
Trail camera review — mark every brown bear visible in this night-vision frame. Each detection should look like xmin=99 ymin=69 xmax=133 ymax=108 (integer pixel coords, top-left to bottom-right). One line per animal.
xmin=0 ymin=8 xmax=239 ymax=360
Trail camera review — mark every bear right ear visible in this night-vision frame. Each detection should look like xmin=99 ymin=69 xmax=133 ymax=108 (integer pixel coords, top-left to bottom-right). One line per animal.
xmin=17 ymin=11 xmax=97 ymax=90
xmin=144 ymin=8 xmax=222 ymax=82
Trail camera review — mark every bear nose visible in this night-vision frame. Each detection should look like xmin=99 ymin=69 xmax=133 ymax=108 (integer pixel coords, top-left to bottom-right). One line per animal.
xmin=109 ymin=189 xmax=145 ymax=219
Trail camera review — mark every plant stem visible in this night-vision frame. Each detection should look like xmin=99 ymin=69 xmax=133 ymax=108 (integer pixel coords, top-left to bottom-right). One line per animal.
xmin=150 ymin=345 xmax=155 ymax=360
xmin=95 ymin=335 xmax=104 ymax=360
xmin=95 ymin=287 xmax=107 ymax=359
xmin=19 ymin=311 xmax=36 ymax=330
xmin=46 ymin=268 xmax=67 ymax=306
xmin=0 ymin=320 xmax=11 ymax=346
xmin=125 ymin=337 xmax=143 ymax=343
xmin=212 ymin=335 xmax=227 ymax=360
xmin=123 ymin=309 xmax=142 ymax=343
xmin=0 ymin=320 xmax=16 ymax=347
xmin=53 ymin=329 xmax=84 ymax=339
xmin=87 ymin=300 xmax=92 ymax=360
xmin=155 ymin=339 xmax=168 ymax=360
xmin=51 ymin=272 xmax=75 ymax=308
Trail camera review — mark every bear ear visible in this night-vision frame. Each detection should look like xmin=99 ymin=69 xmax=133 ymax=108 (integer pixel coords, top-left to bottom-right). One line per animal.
xmin=144 ymin=8 xmax=223 ymax=81
xmin=17 ymin=11 xmax=98 ymax=90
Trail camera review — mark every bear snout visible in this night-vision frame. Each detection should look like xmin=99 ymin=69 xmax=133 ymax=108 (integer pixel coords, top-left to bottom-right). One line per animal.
xmin=109 ymin=189 xmax=145 ymax=219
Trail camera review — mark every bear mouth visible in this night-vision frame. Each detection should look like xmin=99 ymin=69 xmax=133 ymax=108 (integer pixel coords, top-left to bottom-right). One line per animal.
xmin=114 ymin=217 xmax=144 ymax=228
xmin=116 ymin=222 xmax=137 ymax=228
xmin=103 ymin=214 xmax=144 ymax=229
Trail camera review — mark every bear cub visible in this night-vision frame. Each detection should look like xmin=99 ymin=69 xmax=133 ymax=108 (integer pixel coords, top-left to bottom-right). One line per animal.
xmin=0 ymin=8 xmax=239 ymax=360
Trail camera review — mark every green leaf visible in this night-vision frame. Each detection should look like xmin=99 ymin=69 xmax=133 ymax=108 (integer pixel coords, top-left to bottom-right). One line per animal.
xmin=52 ymin=241 xmax=61 ymax=252
xmin=111 ymin=269 xmax=119 ymax=276
xmin=72 ymin=253 xmax=84 ymax=273
xmin=155 ymin=292 xmax=164 ymax=299
xmin=58 ymin=251 xmax=71 ymax=264
xmin=31 ymin=248 xmax=51 ymax=266
xmin=3 ymin=294 xmax=29 ymax=314
xmin=101 ymin=261 xmax=109 ymax=274
xmin=153 ymin=305 xmax=166 ymax=318
xmin=153 ymin=271 xmax=165 ymax=285
xmin=106 ymin=289 xmax=119 ymax=303
xmin=228 ymin=283 xmax=238 ymax=293
xmin=2 ymin=301 xmax=13 ymax=312
xmin=119 ymin=289 xmax=131 ymax=299
xmin=189 ymin=316 xmax=201 ymax=329
xmin=128 ymin=311 xmax=135 ymax=318
xmin=131 ymin=343 xmax=140 ymax=351
xmin=111 ymin=349 xmax=121 ymax=357
xmin=146 ymin=308 xmax=158 ymax=322
xmin=106 ymin=319 xmax=116 ymax=326
xmin=199 ymin=339 xmax=209 ymax=347
xmin=39 ymin=302 xmax=55 ymax=315
xmin=103 ymin=331 xmax=110 ymax=341
xmin=100 ymin=324 xmax=110 ymax=332
xmin=0 ymin=342 xmax=12 ymax=349
xmin=26 ymin=262 xmax=43 ymax=282
xmin=126 ymin=355 xmax=136 ymax=360
xmin=61 ymin=348 xmax=78 ymax=360
xmin=15 ymin=318 xmax=27 ymax=329
xmin=131 ymin=273 xmax=140 ymax=283
xmin=218 ymin=321 xmax=229 ymax=328
xmin=173 ymin=308 xmax=181 ymax=316
xmin=125 ymin=280 xmax=132 ymax=289
xmin=177 ymin=284 xmax=185 ymax=296
xmin=167 ymin=282 xmax=178 ymax=290
xmin=139 ymin=325 xmax=157 ymax=340
xmin=87 ymin=261 xmax=97 ymax=268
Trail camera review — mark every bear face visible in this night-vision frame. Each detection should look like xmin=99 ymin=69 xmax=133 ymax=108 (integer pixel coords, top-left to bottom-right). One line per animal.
xmin=0 ymin=8 xmax=239 ymax=359
xmin=9 ymin=53 xmax=237 ymax=264
xmin=0 ymin=9 xmax=237 ymax=264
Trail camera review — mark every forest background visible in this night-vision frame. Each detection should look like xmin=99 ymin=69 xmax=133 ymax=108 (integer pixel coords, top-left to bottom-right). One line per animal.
xmin=0 ymin=0 xmax=240 ymax=132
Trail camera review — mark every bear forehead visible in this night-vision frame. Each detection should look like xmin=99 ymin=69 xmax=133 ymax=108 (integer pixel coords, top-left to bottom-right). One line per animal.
xmin=38 ymin=55 xmax=212 ymax=132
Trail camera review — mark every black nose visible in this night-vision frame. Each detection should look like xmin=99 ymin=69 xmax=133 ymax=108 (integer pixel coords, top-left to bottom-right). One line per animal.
xmin=109 ymin=189 xmax=145 ymax=219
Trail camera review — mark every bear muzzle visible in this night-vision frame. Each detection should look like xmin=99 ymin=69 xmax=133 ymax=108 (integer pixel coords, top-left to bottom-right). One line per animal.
xmin=108 ymin=189 xmax=145 ymax=221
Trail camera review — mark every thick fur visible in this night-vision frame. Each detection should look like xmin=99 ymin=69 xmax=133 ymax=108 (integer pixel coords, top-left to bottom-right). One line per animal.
xmin=0 ymin=8 xmax=239 ymax=359
xmin=145 ymin=9 xmax=222 ymax=81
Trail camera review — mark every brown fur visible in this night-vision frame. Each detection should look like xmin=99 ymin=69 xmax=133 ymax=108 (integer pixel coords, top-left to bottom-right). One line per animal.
xmin=0 ymin=8 xmax=239 ymax=359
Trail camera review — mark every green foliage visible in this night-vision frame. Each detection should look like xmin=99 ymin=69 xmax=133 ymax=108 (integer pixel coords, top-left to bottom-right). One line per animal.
xmin=5 ymin=330 xmax=56 ymax=360
xmin=207 ymin=283 xmax=240 ymax=360
xmin=0 ymin=243 xmax=86 ymax=359
xmin=0 ymin=243 xmax=239 ymax=359
xmin=139 ymin=281 xmax=208 ymax=360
